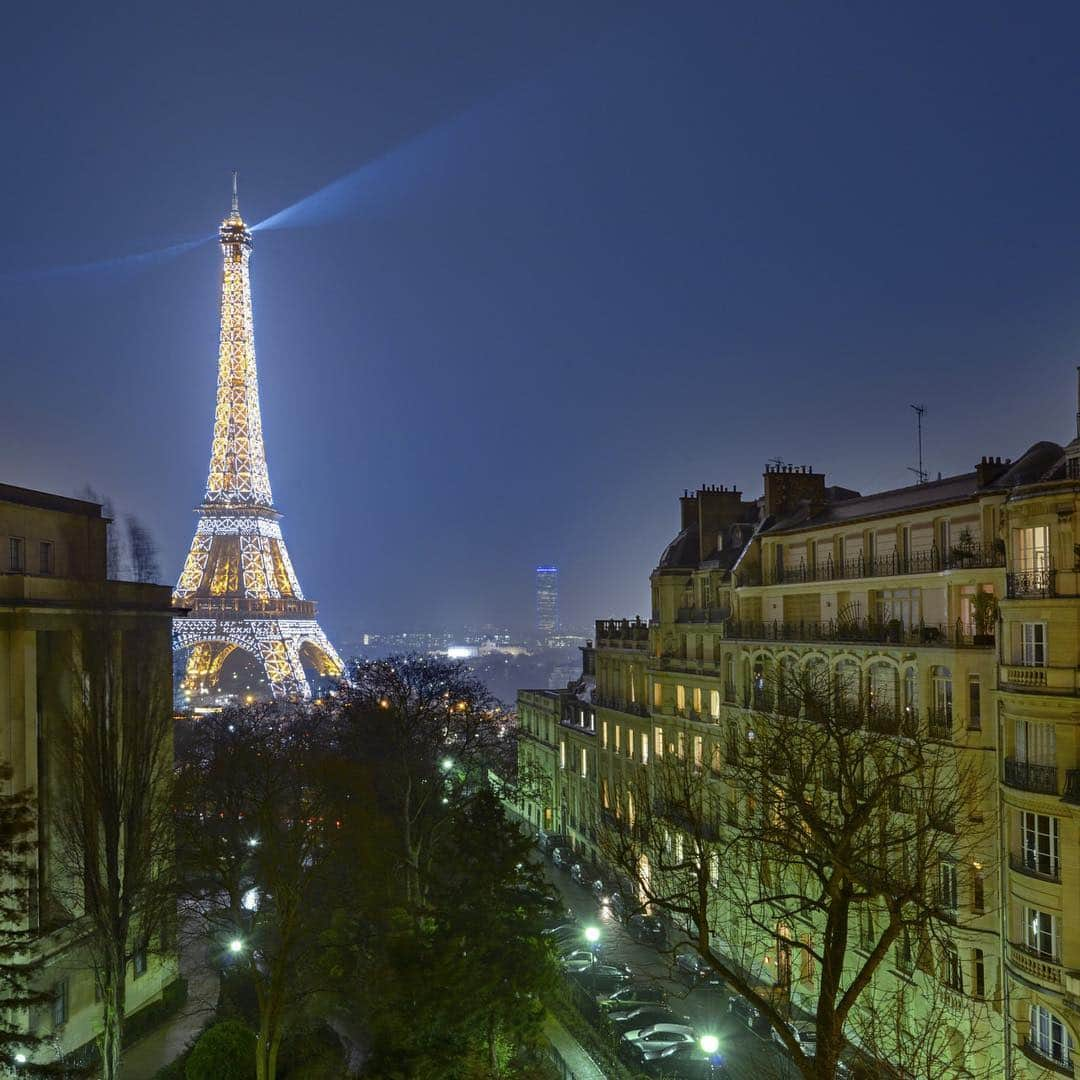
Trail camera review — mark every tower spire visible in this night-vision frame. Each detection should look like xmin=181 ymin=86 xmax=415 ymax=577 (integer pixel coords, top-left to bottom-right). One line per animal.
xmin=232 ymin=170 xmax=240 ymax=216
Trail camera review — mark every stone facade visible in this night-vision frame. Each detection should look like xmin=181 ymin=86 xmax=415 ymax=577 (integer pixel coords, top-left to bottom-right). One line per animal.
xmin=0 ymin=483 xmax=178 ymax=1065
xmin=522 ymin=417 xmax=1080 ymax=1077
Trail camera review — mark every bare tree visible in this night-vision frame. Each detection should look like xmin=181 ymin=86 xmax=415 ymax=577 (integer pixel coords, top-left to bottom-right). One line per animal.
xmin=50 ymin=604 xmax=175 ymax=1080
xmin=599 ymin=664 xmax=993 ymax=1080
xmin=175 ymin=705 xmax=338 ymax=1080
xmin=124 ymin=516 xmax=161 ymax=584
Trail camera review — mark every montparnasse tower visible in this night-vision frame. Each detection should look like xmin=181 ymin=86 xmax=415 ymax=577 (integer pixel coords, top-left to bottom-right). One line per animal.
xmin=173 ymin=175 xmax=342 ymax=700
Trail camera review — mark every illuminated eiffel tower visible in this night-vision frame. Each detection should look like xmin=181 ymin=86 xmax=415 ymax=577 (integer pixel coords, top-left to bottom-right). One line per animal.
xmin=173 ymin=176 xmax=342 ymax=700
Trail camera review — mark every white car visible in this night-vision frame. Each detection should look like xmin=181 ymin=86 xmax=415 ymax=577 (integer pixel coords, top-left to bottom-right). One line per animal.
xmin=621 ymin=1023 xmax=697 ymax=1052
xmin=771 ymin=1019 xmax=817 ymax=1057
xmin=560 ymin=949 xmax=598 ymax=973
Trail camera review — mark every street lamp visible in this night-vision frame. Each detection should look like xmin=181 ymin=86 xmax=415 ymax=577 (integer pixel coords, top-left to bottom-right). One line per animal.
xmin=440 ymin=757 xmax=454 ymax=772
xmin=14 ymin=1053 xmax=27 ymax=1065
xmin=699 ymin=1034 xmax=720 ymax=1056
xmin=584 ymin=925 xmax=600 ymax=957
xmin=228 ymin=938 xmax=244 ymax=954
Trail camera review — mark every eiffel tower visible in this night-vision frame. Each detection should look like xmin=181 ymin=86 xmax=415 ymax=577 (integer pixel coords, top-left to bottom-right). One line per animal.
xmin=173 ymin=176 xmax=343 ymax=700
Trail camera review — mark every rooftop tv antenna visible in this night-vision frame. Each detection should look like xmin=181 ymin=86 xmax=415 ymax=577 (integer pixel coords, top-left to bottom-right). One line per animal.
xmin=907 ymin=404 xmax=927 ymax=485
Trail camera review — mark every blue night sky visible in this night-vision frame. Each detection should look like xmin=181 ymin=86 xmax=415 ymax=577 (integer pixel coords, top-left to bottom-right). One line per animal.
xmin=3 ymin=1 xmax=1080 ymax=641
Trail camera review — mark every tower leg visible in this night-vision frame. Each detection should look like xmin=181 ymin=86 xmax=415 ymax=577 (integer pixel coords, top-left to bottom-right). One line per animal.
xmin=182 ymin=641 xmax=237 ymax=695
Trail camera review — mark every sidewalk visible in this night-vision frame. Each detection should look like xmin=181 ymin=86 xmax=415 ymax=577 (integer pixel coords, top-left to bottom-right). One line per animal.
xmin=543 ymin=1014 xmax=608 ymax=1080
xmin=121 ymin=939 xmax=220 ymax=1079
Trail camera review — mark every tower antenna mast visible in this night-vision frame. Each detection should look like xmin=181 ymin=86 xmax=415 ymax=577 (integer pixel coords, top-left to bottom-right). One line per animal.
xmin=907 ymin=404 xmax=927 ymax=485
xmin=231 ymin=170 xmax=240 ymax=215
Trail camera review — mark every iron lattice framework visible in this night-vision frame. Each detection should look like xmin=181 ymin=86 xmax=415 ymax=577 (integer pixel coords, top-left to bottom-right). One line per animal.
xmin=173 ymin=180 xmax=343 ymax=699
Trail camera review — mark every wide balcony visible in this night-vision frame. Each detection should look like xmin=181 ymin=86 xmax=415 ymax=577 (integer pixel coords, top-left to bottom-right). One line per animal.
xmin=757 ymin=543 xmax=1005 ymax=587
xmin=591 ymin=693 xmax=650 ymax=718
xmin=723 ymin=618 xmax=988 ymax=649
xmin=595 ymin=617 xmax=650 ymax=650
xmin=1003 ymin=758 xmax=1058 ymax=795
xmin=1007 ymin=941 xmax=1063 ymax=987
xmin=675 ymin=606 xmax=731 ymax=625
xmin=999 ymin=663 xmax=1078 ymax=695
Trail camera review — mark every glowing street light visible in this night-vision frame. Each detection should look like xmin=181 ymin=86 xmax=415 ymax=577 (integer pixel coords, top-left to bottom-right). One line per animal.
xmin=440 ymin=757 xmax=454 ymax=772
xmin=584 ymin=925 xmax=601 ymax=944
xmin=699 ymin=1034 xmax=720 ymax=1056
xmin=228 ymin=938 xmax=244 ymax=954
xmin=14 ymin=1053 xmax=27 ymax=1065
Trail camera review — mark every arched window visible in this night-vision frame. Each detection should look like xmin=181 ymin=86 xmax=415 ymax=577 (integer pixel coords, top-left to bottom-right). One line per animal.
xmin=1029 ymin=1005 xmax=1074 ymax=1068
xmin=835 ymin=659 xmax=859 ymax=714
xmin=868 ymin=662 xmax=898 ymax=714
xmin=931 ymin=666 xmax=953 ymax=720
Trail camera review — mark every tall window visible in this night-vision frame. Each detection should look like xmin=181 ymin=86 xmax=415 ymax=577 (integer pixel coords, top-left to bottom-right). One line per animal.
xmin=640 ymin=733 xmax=649 ymax=764
xmin=709 ymin=689 xmax=720 ymax=720
xmin=580 ymin=748 xmax=588 ymax=779
xmin=692 ymin=687 xmax=702 ymax=715
xmin=676 ymin=731 xmax=686 ymax=759
xmin=938 ymin=861 xmax=958 ymax=911
xmin=38 ymin=540 xmax=54 ymax=575
xmin=724 ymin=654 xmax=735 ymax=702
xmin=653 ymin=682 xmax=662 ymax=709
xmin=51 ymin=980 xmax=68 ymax=1028
xmin=8 ymin=537 xmax=24 ymax=572
xmin=1021 ymin=622 xmax=1047 ymax=666
xmin=931 ymin=667 xmax=953 ymax=721
xmin=654 ymin=726 xmax=664 ymax=758
xmin=1014 ymin=526 xmax=1051 ymax=570
xmin=559 ymin=740 xmax=566 ymax=770
xmin=601 ymin=721 xmax=608 ymax=750
xmin=676 ymin=685 xmax=686 ymax=713
xmin=1020 ymin=812 xmax=1060 ymax=878
xmin=973 ymin=948 xmax=985 ymax=998
xmin=902 ymin=667 xmax=918 ymax=719
xmin=877 ymin=588 xmax=920 ymax=628
xmin=868 ymin=662 xmax=897 ymax=714
xmin=1023 ymin=908 xmax=1058 ymax=960
xmin=1015 ymin=719 xmax=1056 ymax=766
xmin=614 ymin=726 xmax=620 ymax=753
xmin=942 ymin=942 xmax=963 ymax=992
xmin=693 ymin=735 xmax=703 ymax=768
xmin=967 ymin=675 xmax=981 ymax=730
xmin=1029 ymin=1006 xmax=1073 ymax=1068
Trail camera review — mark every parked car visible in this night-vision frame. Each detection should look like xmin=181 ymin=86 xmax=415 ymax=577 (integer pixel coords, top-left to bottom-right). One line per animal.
xmin=591 ymin=877 xmax=614 ymax=903
xmin=606 ymin=890 xmax=632 ymax=922
xmin=770 ymin=1019 xmax=817 ymax=1058
xmin=571 ymin=962 xmax=633 ymax=993
xmin=628 ymin=913 xmax=667 ymax=945
xmin=538 ymin=831 xmax=569 ymax=854
xmin=560 ymin=949 xmax=599 ymax=973
xmin=622 ymin=1024 xmax=697 ymax=1059
xmin=540 ymin=923 xmax=580 ymax=942
xmin=643 ymin=1044 xmax=731 ymax=1078
xmin=551 ymin=846 xmax=572 ymax=868
xmin=610 ymin=1006 xmax=690 ymax=1033
xmin=570 ymin=861 xmax=597 ymax=887
xmin=599 ymin=983 xmax=668 ymax=1012
xmin=674 ymin=948 xmax=724 ymax=988
xmin=727 ymin=995 xmax=770 ymax=1037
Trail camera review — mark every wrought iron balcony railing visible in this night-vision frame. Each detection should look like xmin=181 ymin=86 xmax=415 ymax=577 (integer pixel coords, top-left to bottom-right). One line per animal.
xmin=590 ymin=693 xmax=650 ymax=718
xmin=1007 ymin=569 xmax=1056 ymax=599
xmin=1003 ymin=758 xmax=1058 ymax=795
xmin=675 ymin=606 xmax=732 ymax=624
xmin=723 ymin=618 xmax=986 ymax=649
xmin=761 ymin=543 xmax=1005 ymax=587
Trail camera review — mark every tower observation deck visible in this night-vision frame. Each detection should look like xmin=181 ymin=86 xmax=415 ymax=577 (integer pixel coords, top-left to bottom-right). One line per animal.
xmin=173 ymin=177 xmax=343 ymax=699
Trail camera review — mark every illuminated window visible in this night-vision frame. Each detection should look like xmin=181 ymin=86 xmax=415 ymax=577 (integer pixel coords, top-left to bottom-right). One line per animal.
xmin=654 ymin=727 xmax=664 ymax=758
xmin=614 ymin=726 xmax=621 ymax=753
xmin=710 ymin=689 xmax=720 ymax=719
xmin=1021 ymin=622 xmax=1047 ymax=666
xmin=580 ymin=748 xmax=588 ymax=779
xmin=1014 ymin=526 xmax=1050 ymax=571
xmin=653 ymin=682 xmax=662 ymax=708
xmin=677 ymin=732 xmax=686 ymax=759
xmin=641 ymin=733 xmax=649 ymax=764
xmin=676 ymin=685 xmax=686 ymax=712
xmin=1023 ymin=907 xmax=1058 ymax=960
xmin=601 ymin=721 xmax=608 ymax=750
xmin=559 ymin=740 xmax=566 ymax=770
xmin=693 ymin=735 xmax=703 ymax=768
xmin=1020 ymin=812 xmax=1060 ymax=878
xmin=1029 ymin=1005 xmax=1073 ymax=1067
xmin=693 ymin=687 xmax=702 ymax=715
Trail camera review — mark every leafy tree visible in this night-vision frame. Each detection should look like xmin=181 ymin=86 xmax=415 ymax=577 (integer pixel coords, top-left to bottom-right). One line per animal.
xmin=600 ymin=664 xmax=993 ymax=1080
xmin=175 ymin=706 xmax=337 ymax=1080
xmin=185 ymin=1020 xmax=256 ymax=1080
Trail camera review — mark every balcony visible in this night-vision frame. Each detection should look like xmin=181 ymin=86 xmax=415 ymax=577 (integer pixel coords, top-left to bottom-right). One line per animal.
xmin=595 ymin=617 xmax=650 ymax=649
xmin=999 ymin=663 xmax=1077 ymax=695
xmin=1008 ymin=941 xmax=1063 ymax=986
xmin=723 ymin=618 xmax=987 ymax=649
xmin=1009 ymin=851 xmax=1061 ymax=883
xmin=590 ymin=693 xmax=650 ymax=719
xmin=761 ymin=543 xmax=1005 ymax=587
xmin=927 ymin=707 xmax=954 ymax=742
xmin=1003 ymin=758 xmax=1058 ymax=795
xmin=1007 ymin=569 xmax=1056 ymax=599
xmin=675 ymin=606 xmax=731 ymax=625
